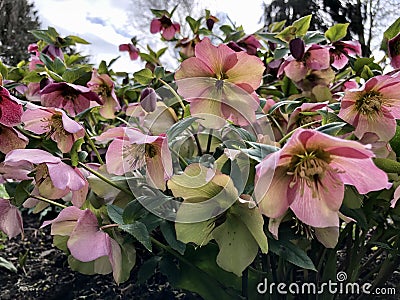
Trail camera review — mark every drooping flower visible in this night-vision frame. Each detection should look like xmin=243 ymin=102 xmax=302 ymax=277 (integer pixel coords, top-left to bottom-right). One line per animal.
xmin=95 ymin=127 xmax=173 ymax=190
xmin=150 ymin=15 xmax=180 ymax=40
xmin=227 ymin=35 xmax=262 ymax=56
xmin=22 ymin=107 xmax=85 ymax=153
xmin=0 ymin=125 xmax=28 ymax=154
xmin=42 ymin=44 xmax=64 ymax=61
xmin=175 ymin=37 xmax=265 ymax=128
xmin=176 ymin=36 xmax=200 ymax=59
xmin=118 ymin=43 xmax=139 ymax=61
xmin=140 ymin=87 xmax=157 ymax=113
xmin=0 ymin=198 xmax=24 ymax=239
xmin=330 ymin=41 xmax=362 ymax=70
xmin=388 ymin=32 xmax=400 ymax=69
xmin=41 ymin=207 xmax=123 ymax=282
xmin=254 ymin=129 xmax=390 ymax=230
xmin=4 ymin=149 xmax=87 ymax=207
xmin=338 ymin=74 xmax=400 ymax=141
xmin=0 ymin=86 xmax=23 ymax=127
xmin=287 ymin=102 xmax=328 ymax=132
xmin=87 ymin=69 xmax=121 ymax=119
xmin=40 ymin=82 xmax=102 ymax=117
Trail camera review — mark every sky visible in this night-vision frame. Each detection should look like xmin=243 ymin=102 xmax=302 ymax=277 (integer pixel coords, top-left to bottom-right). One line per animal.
xmin=33 ymin=0 xmax=265 ymax=72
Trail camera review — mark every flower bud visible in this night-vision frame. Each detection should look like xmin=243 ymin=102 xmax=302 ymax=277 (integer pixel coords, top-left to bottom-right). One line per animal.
xmin=289 ymin=38 xmax=305 ymax=60
xmin=140 ymin=87 xmax=157 ymax=112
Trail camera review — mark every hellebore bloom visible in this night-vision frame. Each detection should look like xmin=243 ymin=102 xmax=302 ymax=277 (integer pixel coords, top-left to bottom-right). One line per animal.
xmin=0 ymin=198 xmax=24 ymax=239
xmin=287 ymin=102 xmax=328 ymax=132
xmin=118 ymin=43 xmax=139 ymax=60
xmin=338 ymin=74 xmax=400 ymax=141
xmin=254 ymin=129 xmax=390 ymax=229
xmin=0 ymin=87 xmax=23 ymax=127
xmin=0 ymin=125 xmax=28 ymax=154
xmin=41 ymin=207 xmax=123 ymax=283
xmin=175 ymin=37 xmax=265 ymax=128
xmin=41 ymin=82 xmax=102 ymax=117
xmin=176 ymin=36 xmax=200 ymax=59
xmin=95 ymin=127 xmax=173 ymax=190
xmin=4 ymin=149 xmax=87 ymax=207
xmin=330 ymin=41 xmax=362 ymax=70
xmin=87 ymin=69 xmax=121 ymax=119
xmin=150 ymin=15 xmax=180 ymax=40
xmin=388 ymin=32 xmax=400 ymax=69
xmin=140 ymin=87 xmax=157 ymax=112
xmin=227 ymin=35 xmax=262 ymax=56
xmin=42 ymin=44 xmax=64 ymax=61
xmin=22 ymin=107 xmax=85 ymax=153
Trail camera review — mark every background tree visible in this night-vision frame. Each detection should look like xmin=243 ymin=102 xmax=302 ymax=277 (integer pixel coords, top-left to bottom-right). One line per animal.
xmin=262 ymin=0 xmax=400 ymax=55
xmin=0 ymin=0 xmax=41 ymax=66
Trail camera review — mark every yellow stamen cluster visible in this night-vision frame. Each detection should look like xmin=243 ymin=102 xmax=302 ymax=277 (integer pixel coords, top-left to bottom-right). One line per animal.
xmin=355 ymin=91 xmax=383 ymax=117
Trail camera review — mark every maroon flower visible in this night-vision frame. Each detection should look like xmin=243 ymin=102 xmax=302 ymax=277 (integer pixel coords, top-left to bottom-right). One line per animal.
xmin=119 ymin=43 xmax=139 ymax=61
xmin=0 ymin=87 xmax=23 ymax=126
xmin=150 ymin=15 xmax=180 ymax=40
xmin=388 ymin=32 xmax=400 ymax=69
xmin=40 ymin=82 xmax=102 ymax=117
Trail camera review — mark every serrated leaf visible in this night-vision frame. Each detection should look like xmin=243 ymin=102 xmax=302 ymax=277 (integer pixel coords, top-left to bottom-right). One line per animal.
xmin=325 ymin=23 xmax=349 ymax=42
xmin=107 ymin=205 xmax=124 ymax=225
xmin=160 ymin=220 xmax=186 ymax=255
xmin=133 ymin=68 xmax=154 ymax=85
xmin=39 ymin=53 xmax=54 ymax=70
xmin=120 ymin=222 xmax=152 ymax=251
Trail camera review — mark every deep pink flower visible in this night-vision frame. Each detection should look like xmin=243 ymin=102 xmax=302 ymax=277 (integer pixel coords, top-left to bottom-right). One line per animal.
xmin=0 ymin=198 xmax=24 ymax=239
xmin=4 ymin=149 xmax=87 ymax=207
xmin=118 ymin=43 xmax=139 ymax=60
xmin=42 ymin=45 xmax=64 ymax=61
xmin=41 ymin=207 xmax=122 ymax=282
xmin=96 ymin=127 xmax=173 ymax=190
xmin=40 ymin=82 xmax=102 ymax=117
xmin=338 ymin=74 xmax=400 ymax=141
xmin=254 ymin=129 xmax=390 ymax=228
xmin=388 ymin=32 xmax=400 ymax=69
xmin=0 ymin=87 xmax=23 ymax=127
xmin=87 ymin=69 xmax=121 ymax=119
xmin=0 ymin=125 xmax=28 ymax=154
xmin=227 ymin=35 xmax=262 ymax=56
xmin=330 ymin=41 xmax=362 ymax=69
xmin=22 ymin=107 xmax=85 ymax=153
xmin=175 ymin=37 xmax=265 ymax=128
xmin=150 ymin=15 xmax=180 ymax=40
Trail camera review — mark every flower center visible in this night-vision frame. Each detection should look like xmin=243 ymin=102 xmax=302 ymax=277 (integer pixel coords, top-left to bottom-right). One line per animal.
xmin=355 ymin=91 xmax=383 ymax=116
xmin=61 ymin=87 xmax=79 ymax=102
xmin=123 ymin=143 xmax=158 ymax=170
xmin=287 ymin=149 xmax=333 ymax=197
xmin=44 ymin=114 xmax=67 ymax=138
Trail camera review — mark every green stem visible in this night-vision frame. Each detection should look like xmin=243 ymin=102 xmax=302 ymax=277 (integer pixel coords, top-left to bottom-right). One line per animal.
xmin=193 ymin=133 xmax=203 ymax=156
xmin=267 ymin=114 xmax=285 ymax=139
xmin=29 ymin=195 xmax=67 ymax=209
xmin=170 ymin=147 xmax=189 ymax=167
xmin=85 ymin=131 xmax=104 ymax=164
xmin=206 ymin=129 xmax=213 ymax=154
xmin=158 ymin=78 xmax=186 ymax=111
xmin=278 ymin=120 xmax=321 ymax=145
xmin=78 ymin=162 xmax=132 ymax=196
xmin=116 ymin=116 xmax=131 ymax=126
xmin=330 ymin=74 xmax=357 ymax=91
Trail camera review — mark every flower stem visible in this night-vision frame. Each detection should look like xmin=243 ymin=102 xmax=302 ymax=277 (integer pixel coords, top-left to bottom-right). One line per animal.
xmin=29 ymin=195 xmax=67 ymax=209
xmin=85 ymin=131 xmax=104 ymax=164
xmin=116 ymin=116 xmax=131 ymax=126
xmin=278 ymin=120 xmax=321 ymax=145
xmin=158 ymin=78 xmax=186 ymax=111
xmin=100 ymin=224 xmax=120 ymax=230
xmin=78 ymin=162 xmax=133 ymax=196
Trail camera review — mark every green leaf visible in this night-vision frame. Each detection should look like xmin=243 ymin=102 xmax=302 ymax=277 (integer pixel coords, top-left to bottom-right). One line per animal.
xmin=107 ymin=205 xmax=124 ymax=225
xmin=138 ymin=256 xmax=160 ymax=284
xmin=156 ymin=47 xmax=168 ymax=58
xmin=0 ymin=60 xmax=8 ymax=79
xmin=325 ymin=23 xmax=349 ymax=42
xmin=166 ymin=116 xmax=201 ymax=143
xmin=62 ymin=66 xmax=90 ymax=83
xmin=239 ymin=141 xmax=279 ymax=162
xmin=268 ymin=238 xmax=317 ymax=271
xmin=66 ymin=35 xmax=90 ymax=44
xmin=39 ymin=53 xmax=54 ymax=70
xmin=381 ymin=17 xmax=400 ymax=51
xmin=70 ymin=138 xmax=84 ymax=167
xmin=53 ymin=57 xmax=66 ymax=75
xmin=0 ymin=257 xmax=17 ymax=273
xmin=122 ymin=199 xmax=146 ymax=224
xmin=175 ymin=218 xmax=214 ymax=246
xmin=352 ymin=57 xmax=374 ymax=74
xmin=268 ymin=20 xmax=287 ymax=33
xmin=186 ymin=16 xmax=200 ymax=33
xmin=120 ymin=222 xmax=152 ymax=251
xmin=343 ymin=186 xmax=363 ymax=209
xmin=13 ymin=180 xmax=33 ymax=206
xmin=303 ymin=31 xmax=326 ymax=44
xmin=68 ymin=255 xmax=112 ymax=275
xmin=316 ymin=122 xmax=354 ymax=136
xmin=281 ymin=75 xmax=299 ymax=96
xmin=22 ymin=71 xmax=45 ymax=83
xmin=154 ymin=66 xmax=165 ymax=79
xmin=160 ymin=220 xmax=186 ymax=255
xmin=212 ymin=212 xmax=259 ymax=276
xmin=390 ymin=125 xmax=400 ymax=156
xmin=275 ymin=25 xmax=297 ymax=42
xmin=133 ymin=68 xmax=154 ymax=85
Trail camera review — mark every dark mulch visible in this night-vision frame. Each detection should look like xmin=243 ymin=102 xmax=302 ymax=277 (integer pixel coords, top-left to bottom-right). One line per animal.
xmin=0 ymin=212 xmax=201 ymax=300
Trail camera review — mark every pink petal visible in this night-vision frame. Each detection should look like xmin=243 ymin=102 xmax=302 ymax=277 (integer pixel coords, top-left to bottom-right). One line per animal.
xmin=0 ymin=198 xmax=23 ymax=239
xmin=22 ymin=108 xmax=53 ymax=134
xmin=95 ymin=127 xmax=129 ymax=142
xmin=0 ymin=125 xmax=28 ymax=154
xmin=145 ymin=137 xmax=172 ymax=190
xmin=307 ymin=47 xmax=331 ymax=70
xmin=105 ymin=139 xmax=127 ymax=175
xmin=41 ymin=206 xmax=85 ymax=235
xmin=283 ymin=60 xmax=308 ymax=82
xmin=67 ymin=210 xmax=111 ymax=262
xmin=60 ymin=109 xmax=85 ymax=134
xmin=353 ymin=110 xmax=396 ymax=140
xmin=5 ymin=149 xmax=61 ymax=165
xmin=331 ymin=53 xmax=349 ymax=69
xmin=0 ymin=92 xmax=23 ymax=126
xmin=150 ymin=19 xmax=162 ymax=34
xmin=175 ymin=57 xmax=214 ymax=79
xmin=47 ymin=162 xmax=86 ymax=191
xmin=391 ymin=185 xmax=400 ymax=208
xmin=161 ymin=26 xmax=176 ymax=40
xmin=71 ymin=168 xmax=89 ymax=208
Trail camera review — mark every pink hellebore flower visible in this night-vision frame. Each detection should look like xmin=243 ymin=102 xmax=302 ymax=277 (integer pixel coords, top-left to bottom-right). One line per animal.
xmin=287 ymin=102 xmax=328 ymax=132
xmin=41 ymin=207 xmax=122 ymax=282
xmin=175 ymin=37 xmax=265 ymax=128
xmin=0 ymin=125 xmax=28 ymax=154
xmin=330 ymin=41 xmax=362 ymax=70
xmin=0 ymin=198 xmax=24 ymax=239
xmin=22 ymin=107 xmax=85 ymax=153
xmin=95 ymin=127 xmax=173 ymax=190
xmin=254 ymin=129 xmax=390 ymax=229
xmin=150 ymin=15 xmax=180 ymax=40
xmin=4 ymin=149 xmax=88 ymax=207
xmin=0 ymin=86 xmax=23 ymax=127
xmin=338 ymin=74 xmax=400 ymax=141
xmin=227 ymin=35 xmax=262 ymax=56
xmin=87 ymin=69 xmax=121 ymax=119
xmin=118 ymin=43 xmax=139 ymax=61
xmin=388 ymin=32 xmax=400 ymax=69
xmin=40 ymin=82 xmax=102 ymax=117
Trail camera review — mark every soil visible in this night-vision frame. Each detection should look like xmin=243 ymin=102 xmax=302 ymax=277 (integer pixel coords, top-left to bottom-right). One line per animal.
xmin=0 ymin=211 xmax=201 ymax=300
